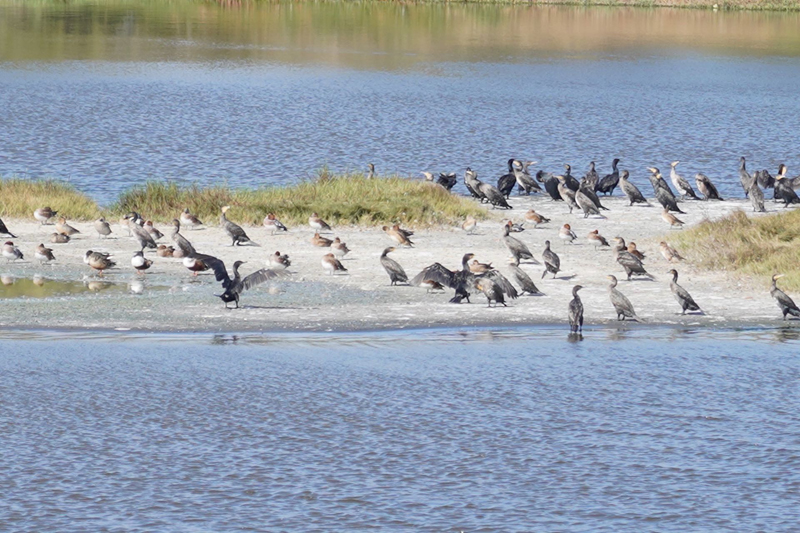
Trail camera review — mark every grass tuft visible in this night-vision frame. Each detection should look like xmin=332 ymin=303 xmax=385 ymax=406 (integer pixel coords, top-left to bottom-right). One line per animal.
xmin=669 ymin=208 xmax=800 ymax=291
xmin=110 ymin=171 xmax=488 ymax=227
xmin=0 ymin=177 xmax=100 ymax=221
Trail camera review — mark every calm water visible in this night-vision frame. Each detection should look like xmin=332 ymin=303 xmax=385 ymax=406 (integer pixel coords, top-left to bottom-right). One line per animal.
xmin=2 ymin=2 xmax=800 ymax=203
xmin=1 ymin=327 xmax=799 ymax=531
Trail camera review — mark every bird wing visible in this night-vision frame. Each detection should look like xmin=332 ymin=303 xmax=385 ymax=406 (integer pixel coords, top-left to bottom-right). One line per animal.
xmin=482 ymin=270 xmax=518 ymax=299
xmin=131 ymin=223 xmax=156 ymax=246
xmin=173 ymin=232 xmax=197 ymax=256
xmin=410 ymin=263 xmax=456 ymax=288
xmin=195 ymin=253 xmax=231 ymax=286
xmin=241 ymin=268 xmax=288 ymax=292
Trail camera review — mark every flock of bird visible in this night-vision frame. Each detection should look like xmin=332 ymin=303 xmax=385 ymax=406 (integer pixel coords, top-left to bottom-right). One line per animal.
xmin=2 ymin=157 xmax=800 ymax=328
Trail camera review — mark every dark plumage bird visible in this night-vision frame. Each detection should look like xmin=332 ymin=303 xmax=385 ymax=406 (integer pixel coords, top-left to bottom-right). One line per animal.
xmin=170 ymin=219 xmax=197 ymax=257
xmin=497 ymin=159 xmax=518 ymax=198
xmin=474 ymin=277 xmax=508 ymax=307
xmin=221 ymin=205 xmax=257 ymax=246
xmin=576 ymin=185 xmax=603 ymax=218
xmin=537 ymin=170 xmax=562 ymax=200
xmin=464 ymin=167 xmax=483 ymax=200
xmin=648 ymin=168 xmax=685 ymax=214
xmin=508 ymin=260 xmax=543 ymax=295
xmin=411 ymin=253 xmax=476 ymax=303
xmin=694 ymin=173 xmax=724 ymax=201
xmin=562 ymin=165 xmax=581 ymax=191
xmin=758 ymin=169 xmax=775 ymax=189
xmin=749 ymin=181 xmax=766 ymax=213
xmin=0 ymin=218 xmax=15 ymax=238
xmin=437 ymin=172 xmax=457 ymax=191
xmin=380 ymin=247 xmax=408 ymax=286
xmin=595 ymin=158 xmax=621 ymax=196
xmin=774 ymin=166 xmax=800 ymax=207
xmin=668 ymin=269 xmax=701 ymax=315
xmin=613 ymin=237 xmax=652 ymax=281
xmin=584 ymin=162 xmax=600 ymax=191
xmin=210 ymin=260 xmax=287 ymax=309
xmin=669 ymin=161 xmax=699 ymax=200
xmin=739 ymin=156 xmax=754 ymax=197
xmin=578 ymin=178 xmax=609 ymax=211
xmin=770 ymin=274 xmax=800 ymax=320
xmin=568 ymin=285 xmax=584 ymax=333
xmin=541 ymin=240 xmax=560 ymax=279
xmin=478 ymin=179 xmax=512 ymax=209
xmin=619 ymin=171 xmax=649 ymax=206
xmin=607 ymin=275 xmax=641 ymax=321
xmin=503 ymin=221 xmax=538 ymax=264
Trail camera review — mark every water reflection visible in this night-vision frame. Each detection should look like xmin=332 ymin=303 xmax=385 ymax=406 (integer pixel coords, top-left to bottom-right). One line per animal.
xmin=2 ymin=1 xmax=800 ymax=67
xmin=0 ymin=276 xmax=167 ymax=298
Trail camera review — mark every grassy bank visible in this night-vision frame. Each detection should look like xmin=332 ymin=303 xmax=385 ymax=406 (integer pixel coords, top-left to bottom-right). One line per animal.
xmin=669 ymin=208 xmax=800 ymax=290
xmin=113 ymin=173 xmax=487 ymax=227
xmin=0 ymin=178 xmax=100 ymax=221
xmin=1 ymin=173 xmax=487 ymax=228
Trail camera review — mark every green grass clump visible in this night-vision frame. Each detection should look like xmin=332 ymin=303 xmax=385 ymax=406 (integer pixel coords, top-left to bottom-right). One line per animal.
xmin=0 ymin=177 xmax=100 ymax=221
xmin=111 ymin=171 xmax=488 ymax=227
xmin=669 ymin=208 xmax=800 ymax=290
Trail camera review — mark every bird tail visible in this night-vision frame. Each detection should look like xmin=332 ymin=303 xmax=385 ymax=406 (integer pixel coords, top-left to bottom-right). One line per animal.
xmin=789 ymin=308 xmax=800 ymax=318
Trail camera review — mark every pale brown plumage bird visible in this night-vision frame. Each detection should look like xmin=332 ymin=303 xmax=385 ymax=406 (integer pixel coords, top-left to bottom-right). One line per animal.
xmin=587 ymin=229 xmax=609 ymax=249
xmin=321 ymin=253 xmax=347 ymax=275
xmin=56 ymin=217 xmax=80 ymax=236
xmin=311 ymin=232 xmax=333 ymax=247
xmin=659 ymin=242 xmax=684 ymax=263
xmin=309 ymin=212 xmax=332 ymax=232
xmin=461 ymin=216 xmax=477 ymax=234
xmin=383 ymin=225 xmax=414 ymax=247
xmin=627 ymin=242 xmax=646 ymax=261
xmin=331 ymin=237 xmax=350 ymax=258
xmin=469 ymin=259 xmax=493 ymax=274
xmin=662 ymin=208 xmax=685 ymax=229
xmin=524 ymin=209 xmax=550 ymax=227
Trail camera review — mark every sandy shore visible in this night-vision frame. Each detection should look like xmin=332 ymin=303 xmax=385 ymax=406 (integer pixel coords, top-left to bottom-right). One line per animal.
xmin=0 ymin=196 xmax=796 ymax=333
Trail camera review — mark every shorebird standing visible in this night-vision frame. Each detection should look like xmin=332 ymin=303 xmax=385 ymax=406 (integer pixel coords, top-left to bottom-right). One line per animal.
xmin=131 ymin=251 xmax=153 ymax=275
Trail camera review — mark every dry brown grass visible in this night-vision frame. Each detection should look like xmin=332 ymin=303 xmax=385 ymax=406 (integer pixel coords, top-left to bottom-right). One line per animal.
xmin=669 ymin=208 xmax=800 ymax=290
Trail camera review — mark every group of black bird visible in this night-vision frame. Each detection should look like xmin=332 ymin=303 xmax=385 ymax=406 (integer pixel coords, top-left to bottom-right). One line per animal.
xmin=418 ymin=156 xmax=800 ymax=331
xmin=427 ymin=156 xmax=800 ymax=215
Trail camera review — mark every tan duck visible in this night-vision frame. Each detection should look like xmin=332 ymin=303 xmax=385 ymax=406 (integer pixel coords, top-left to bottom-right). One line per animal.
xmin=662 ymin=208 xmax=685 ymax=229
xmin=35 ymin=243 xmax=56 ymax=264
xmin=85 ymin=250 xmax=116 ymax=276
xmin=144 ymin=220 xmax=164 ymax=240
xmin=382 ymin=225 xmax=414 ymax=247
xmin=461 ymin=216 xmax=477 ymax=234
xmin=659 ymin=241 xmax=684 ymax=263
xmin=56 ymin=217 xmax=80 ymax=236
xmin=469 ymin=259 xmax=493 ymax=274
xmin=331 ymin=237 xmax=350 ymax=258
xmin=321 ymin=253 xmax=347 ymax=275
xmin=311 ymin=232 xmax=333 ymax=247
xmin=50 ymin=233 xmax=70 ymax=244
xmin=524 ymin=209 xmax=550 ymax=227
xmin=627 ymin=242 xmax=646 ymax=261
xmin=587 ymin=229 xmax=609 ymax=249
xmin=157 ymin=244 xmax=175 ymax=257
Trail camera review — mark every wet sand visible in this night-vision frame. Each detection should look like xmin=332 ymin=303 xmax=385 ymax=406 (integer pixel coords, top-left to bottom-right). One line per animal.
xmin=0 ymin=197 xmax=795 ymax=332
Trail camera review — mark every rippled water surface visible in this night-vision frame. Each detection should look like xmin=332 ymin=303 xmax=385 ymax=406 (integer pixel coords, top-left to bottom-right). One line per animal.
xmin=1 ymin=328 xmax=799 ymax=531
xmin=2 ymin=2 xmax=800 ymax=203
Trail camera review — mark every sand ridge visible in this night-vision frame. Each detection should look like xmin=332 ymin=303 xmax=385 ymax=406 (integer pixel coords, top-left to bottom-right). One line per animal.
xmin=0 ymin=196 xmax=795 ymax=332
